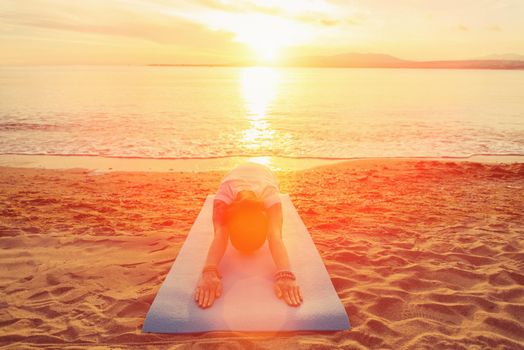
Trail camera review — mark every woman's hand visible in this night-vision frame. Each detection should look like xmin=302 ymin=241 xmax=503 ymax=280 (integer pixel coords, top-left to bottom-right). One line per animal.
xmin=274 ymin=278 xmax=303 ymax=306
xmin=194 ymin=271 xmax=223 ymax=308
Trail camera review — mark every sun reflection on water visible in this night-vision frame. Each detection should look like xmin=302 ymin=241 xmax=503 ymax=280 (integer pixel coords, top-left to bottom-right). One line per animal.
xmin=247 ymin=156 xmax=272 ymax=167
xmin=240 ymin=67 xmax=280 ymax=151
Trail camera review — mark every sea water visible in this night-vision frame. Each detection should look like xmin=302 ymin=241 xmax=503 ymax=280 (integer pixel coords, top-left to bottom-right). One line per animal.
xmin=1 ymin=66 xmax=523 ymax=160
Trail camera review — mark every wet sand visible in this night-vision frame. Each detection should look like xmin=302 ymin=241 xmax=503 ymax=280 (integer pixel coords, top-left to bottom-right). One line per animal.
xmin=1 ymin=159 xmax=523 ymax=349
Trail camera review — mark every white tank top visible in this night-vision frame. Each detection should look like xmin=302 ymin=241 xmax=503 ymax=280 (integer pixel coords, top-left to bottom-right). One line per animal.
xmin=215 ymin=162 xmax=281 ymax=208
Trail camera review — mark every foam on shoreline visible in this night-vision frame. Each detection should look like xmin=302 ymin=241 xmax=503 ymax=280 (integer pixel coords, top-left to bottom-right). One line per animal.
xmin=0 ymin=153 xmax=523 ymax=173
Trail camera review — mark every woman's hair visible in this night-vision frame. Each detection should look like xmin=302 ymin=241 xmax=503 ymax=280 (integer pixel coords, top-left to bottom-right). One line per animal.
xmin=224 ymin=197 xmax=269 ymax=254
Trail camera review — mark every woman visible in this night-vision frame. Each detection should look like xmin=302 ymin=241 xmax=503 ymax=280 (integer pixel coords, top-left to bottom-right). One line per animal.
xmin=193 ymin=162 xmax=303 ymax=308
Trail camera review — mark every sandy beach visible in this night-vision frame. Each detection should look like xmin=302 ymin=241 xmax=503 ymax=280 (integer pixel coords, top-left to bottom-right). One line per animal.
xmin=1 ymin=159 xmax=523 ymax=349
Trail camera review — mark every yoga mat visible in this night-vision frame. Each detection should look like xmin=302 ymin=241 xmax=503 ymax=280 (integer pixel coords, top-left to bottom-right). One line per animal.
xmin=142 ymin=194 xmax=350 ymax=333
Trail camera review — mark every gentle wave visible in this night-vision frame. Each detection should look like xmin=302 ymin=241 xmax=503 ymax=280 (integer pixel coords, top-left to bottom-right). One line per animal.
xmin=0 ymin=122 xmax=63 ymax=131
xmin=1 ymin=151 xmax=523 ymax=161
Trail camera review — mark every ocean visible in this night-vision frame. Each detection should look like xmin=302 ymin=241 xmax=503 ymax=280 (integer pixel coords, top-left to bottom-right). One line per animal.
xmin=1 ymin=66 xmax=523 ymax=160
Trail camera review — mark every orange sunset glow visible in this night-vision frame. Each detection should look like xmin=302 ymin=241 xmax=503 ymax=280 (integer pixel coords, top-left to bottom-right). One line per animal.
xmin=2 ymin=0 xmax=524 ymax=65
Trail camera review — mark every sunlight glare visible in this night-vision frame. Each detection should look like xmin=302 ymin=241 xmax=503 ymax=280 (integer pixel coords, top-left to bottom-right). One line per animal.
xmin=212 ymin=13 xmax=312 ymax=63
xmin=248 ymin=156 xmax=272 ymax=167
xmin=240 ymin=67 xmax=280 ymax=150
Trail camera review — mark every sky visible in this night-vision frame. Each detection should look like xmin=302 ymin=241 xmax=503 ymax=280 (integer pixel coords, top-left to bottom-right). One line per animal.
xmin=0 ymin=0 xmax=523 ymax=65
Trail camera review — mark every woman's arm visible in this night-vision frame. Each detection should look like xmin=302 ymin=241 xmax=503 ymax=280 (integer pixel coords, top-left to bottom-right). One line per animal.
xmin=267 ymin=202 xmax=303 ymax=306
xmin=204 ymin=199 xmax=229 ymax=267
xmin=266 ymin=202 xmax=291 ymax=271
xmin=195 ymin=199 xmax=229 ymax=308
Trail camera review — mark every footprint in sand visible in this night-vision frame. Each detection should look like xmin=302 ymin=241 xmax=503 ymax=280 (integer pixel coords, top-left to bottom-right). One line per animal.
xmin=399 ymin=304 xmax=462 ymax=325
xmin=483 ymin=316 xmax=524 ymax=341
xmin=348 ymin=330 xmax=385 ymax=348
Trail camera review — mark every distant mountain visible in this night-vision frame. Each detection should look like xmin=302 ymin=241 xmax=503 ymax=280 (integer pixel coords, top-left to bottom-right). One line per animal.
xmin=149 ymin=52 xmax=524 ymax=69
xmin=280 ymin=52 xmax=409 ymax=67
xmin=279 ymin=52 xmax=524 ymax=69
xmin=477 ymin=53 xmax=524 ymax=61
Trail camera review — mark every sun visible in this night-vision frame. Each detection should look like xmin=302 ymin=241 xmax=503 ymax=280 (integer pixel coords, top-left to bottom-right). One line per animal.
xmin=225 ymin=14 xmax=310 ymax=64
xmin=249 ymin=41 xmax=280 ymax=62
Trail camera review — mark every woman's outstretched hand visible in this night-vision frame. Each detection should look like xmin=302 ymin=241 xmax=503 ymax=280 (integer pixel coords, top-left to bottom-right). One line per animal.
xmin=274 ymin=278 xmax=303 ymax=306
xmin=194 ymin=271 xmax=223 ymax=308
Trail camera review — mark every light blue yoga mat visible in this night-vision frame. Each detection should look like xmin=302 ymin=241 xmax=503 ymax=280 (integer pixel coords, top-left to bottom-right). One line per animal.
xmin=142 ymin=194 xmax=350 ymax=333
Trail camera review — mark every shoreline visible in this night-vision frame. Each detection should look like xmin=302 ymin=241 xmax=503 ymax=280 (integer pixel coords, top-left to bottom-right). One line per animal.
xmin=0 ymin=154 xmax=523 ymax=173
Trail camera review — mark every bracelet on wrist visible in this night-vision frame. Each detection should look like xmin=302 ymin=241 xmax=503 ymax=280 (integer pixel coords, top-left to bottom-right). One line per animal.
xmin=275 ymin=274 xmax=296 ymax=282
xmin=273 ymin=270 xmax=296 ymax=282
xmin=202 ymin=265 xmax=222 ymax=279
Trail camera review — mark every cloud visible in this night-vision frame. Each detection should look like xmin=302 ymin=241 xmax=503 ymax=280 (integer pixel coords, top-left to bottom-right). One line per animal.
xmin=191 ymin=0 xmax=360 ymax=28
xmin=1 ymin=0 xmax=523 ymax=64
xmin=194 ymin=0 xmax=282 ymax=16
xmin=0 ymin=0 xmax=241 ymax=49
xmin=0 ymin=0 xmax=254 ymax=64
xmin=487 ymin=24 xmax=502 ymax=31
xmin=1 ymin=13 xmax=232 ymax=47
xmin=0 ymin=0 xmax=362 ymax=48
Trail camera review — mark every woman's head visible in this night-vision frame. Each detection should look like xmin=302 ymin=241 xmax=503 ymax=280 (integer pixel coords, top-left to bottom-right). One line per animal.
xmin=224 ymin=191 xmax=268 ymax=254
